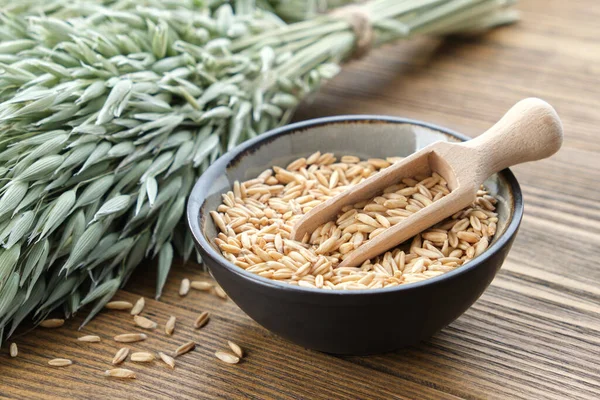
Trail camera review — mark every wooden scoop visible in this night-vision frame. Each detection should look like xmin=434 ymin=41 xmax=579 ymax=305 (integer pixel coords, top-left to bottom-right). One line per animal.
xmin=291 ymin=98 xmax=563 ymax=268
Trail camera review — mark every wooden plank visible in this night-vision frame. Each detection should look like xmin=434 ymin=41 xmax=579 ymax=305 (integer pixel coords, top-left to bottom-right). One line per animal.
xmin=2 ymin=0 xmax=600 ymax=398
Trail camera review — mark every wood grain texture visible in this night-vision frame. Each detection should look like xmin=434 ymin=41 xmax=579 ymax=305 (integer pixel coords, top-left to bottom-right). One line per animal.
xmin=2 ymin=0 xmax=599 ymax=398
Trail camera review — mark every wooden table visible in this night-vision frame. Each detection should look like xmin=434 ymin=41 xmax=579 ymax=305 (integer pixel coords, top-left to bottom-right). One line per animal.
xmin=2 ymin=1 xmax=599 ymax=398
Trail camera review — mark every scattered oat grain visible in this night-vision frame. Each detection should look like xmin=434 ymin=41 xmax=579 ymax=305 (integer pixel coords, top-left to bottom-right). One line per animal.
xmin=48 ymin=358 xmax=72 ymax=367
xmin=112 ymin=347 xmax=129 ymax=365
xmin=105 ymin=301 xmax=133 ymax=310
xmin=179 ymin=278 xmax=190 ymax=296
xmin=228 ymin=341 xmax=243 ymax=358
xmin=9 ymin=343 xmax=17 ymax=358
xmin=194 ymin=311 xmax=210 ymax=329
xmin=130 ymin=297 xmax=145 ymax=315
xmin=165 ymin=316 xmax=176 ymax=336
xmin=190 ymin=281 xmax=213 ymax=291
xmin=134 ymin=315 xmax=157 ymax=330
xmin=39 ymin=319 xmax=64 ymax=328
xmin=104 ymin=368 xmax=136 ymax=379
xmin=78 ymin=335 xmax=101 ymax=343
xmin=114 ymin=333 xmax=147 ymax=343
xmin=131 ymin=352 xmax=155 ymax=362
xmin=175 ymin=341 xmax=195 ymax=357
xmin=215 ymin=351 xmax=240 ymax=364
xmin=214 ymin=286 xmax=227 ymax=299
xmin=158 ymin=352 xmax=175 ymax=369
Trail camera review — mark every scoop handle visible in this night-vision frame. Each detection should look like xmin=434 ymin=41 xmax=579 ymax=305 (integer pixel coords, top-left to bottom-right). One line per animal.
xmin=463 ymin=98 xmax=563 ymax=181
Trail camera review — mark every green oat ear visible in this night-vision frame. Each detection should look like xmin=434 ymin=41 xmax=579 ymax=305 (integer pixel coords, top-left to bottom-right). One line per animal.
xmin=0 ymin=182 xmax=28 ymax=217
xmin=0 ymin=273 xmax=19 ymax=317
xmin=38 ymin=191 xmax=76 ymax=240
xmin=156 ymin=243 xmax=173 ymax=299
xmin=4 ymin=211 xmax=33 ymax=249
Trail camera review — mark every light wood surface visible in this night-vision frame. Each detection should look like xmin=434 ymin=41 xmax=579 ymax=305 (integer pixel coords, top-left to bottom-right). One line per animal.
xmin=292 ymin=98 xmax=564 ymax=268
xmin=2 ymin=0 xmax=599 ymax=399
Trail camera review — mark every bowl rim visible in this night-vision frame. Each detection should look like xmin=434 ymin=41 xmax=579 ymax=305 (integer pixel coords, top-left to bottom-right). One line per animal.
xmin=187 ymin=115 xmax=524 ymax=296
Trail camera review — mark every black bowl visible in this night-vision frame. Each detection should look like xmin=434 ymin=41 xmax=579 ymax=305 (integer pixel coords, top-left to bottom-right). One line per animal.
xmin=187 ymin=116 xmax=523 ymax=355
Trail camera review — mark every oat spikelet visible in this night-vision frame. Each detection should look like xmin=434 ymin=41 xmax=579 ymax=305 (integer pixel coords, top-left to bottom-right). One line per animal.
xmin=215 ymin=351 xmax=240 ymax=364
xmin=105 ymin=301 xmax=133 ymax=310
xmin=78 ymin=335 xmax=101 ymax=342
xmin=39 ymin=318 xmax=64 ymax=328
xmin=179 ymin=278 xmax=190 ymax=296
xmin=130 ymin=297 xmax=145 ymax=315
xmin=104 ymin=368 xmax=136 ymax=379
xmin=158 ymin=352 xmax=175 ymax=369
xmin=9 ymin=343 xmax=18 ymax=358
xmin=114 ymin=333 xmax=147 ymax=343
xmin=165 ymin=316 xmax=176 ymax=336
xmin=214 ymin=286 xmax=227 ymax=299
xmin=48 ymin=358 xmax=72 ymax=367
xmin=175 ymin=341 xmax=195 ymax=357
xmin=131 ymin=352 xmax=155 ymax=362
xmin=112 ymin=347 xmax=129 ymax=365
xmin=228 ymin=341 xmax=243 ymax=358
xmin=134 ymin=315 xmax=157 ymax=329
xmin=194 ymin=311 xmax=210 ymax=329
xmin=190 ymin=281 xmax=212 ymax=291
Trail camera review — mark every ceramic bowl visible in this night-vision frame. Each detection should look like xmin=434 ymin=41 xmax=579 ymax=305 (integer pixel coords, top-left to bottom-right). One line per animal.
xmin=187 ymin=116 xmax=523 ymax=355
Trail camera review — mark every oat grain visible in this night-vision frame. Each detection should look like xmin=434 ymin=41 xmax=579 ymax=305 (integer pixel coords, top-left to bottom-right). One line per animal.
xmin=215 ymin=351 xmax=240 ymax=364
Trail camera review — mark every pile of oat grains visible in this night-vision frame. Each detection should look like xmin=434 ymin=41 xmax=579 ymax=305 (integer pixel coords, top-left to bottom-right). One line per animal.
xmin=212 ymin=152 xmax=499 ymax=289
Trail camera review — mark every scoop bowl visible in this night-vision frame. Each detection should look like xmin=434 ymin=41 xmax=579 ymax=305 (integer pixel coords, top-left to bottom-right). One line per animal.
xmin=187 ymin=116 xmax=523 ymax=355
